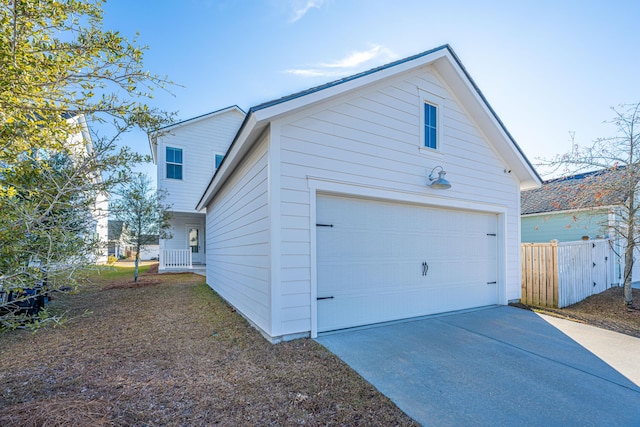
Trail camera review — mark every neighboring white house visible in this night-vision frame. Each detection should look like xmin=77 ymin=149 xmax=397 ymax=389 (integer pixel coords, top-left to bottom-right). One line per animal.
xmin=108 ymin=220 xmax=159 ymax=260
xmin=190 ymin=45 xmax=541 ymax=342
xmin=148 ymin=106 xmax=246 ymax=271
xmin=67 ymin=114 xmax=109 ymax=263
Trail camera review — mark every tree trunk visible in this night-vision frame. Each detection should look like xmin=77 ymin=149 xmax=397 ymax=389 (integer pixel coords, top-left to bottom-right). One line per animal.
xmin=623 ymin=241 xmax=634 ymax=305
xmin=134 ymin=245 xmax=140 ymax=283
xmin=624 ymin=192 xmax=635 ymax=306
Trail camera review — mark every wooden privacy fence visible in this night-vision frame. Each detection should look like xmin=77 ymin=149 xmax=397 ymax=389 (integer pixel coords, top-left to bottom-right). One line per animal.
xmin=521 ymin=239 xmax=614 ymax=308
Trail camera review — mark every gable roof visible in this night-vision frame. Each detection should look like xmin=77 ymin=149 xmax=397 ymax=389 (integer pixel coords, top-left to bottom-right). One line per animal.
xmin=197 ymin=45 xmax=542 ymax=211
xmin=521 ymin=167 xmax=630 ymax=215
xmin=108 ymin=220 xmax=124 ymax=240
xmin=147 ymin=105 xmax=245 ymax=163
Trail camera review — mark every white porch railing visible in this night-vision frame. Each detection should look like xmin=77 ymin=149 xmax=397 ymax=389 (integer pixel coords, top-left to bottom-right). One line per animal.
xmin=160 ymin=249 xmax=192 ymax=269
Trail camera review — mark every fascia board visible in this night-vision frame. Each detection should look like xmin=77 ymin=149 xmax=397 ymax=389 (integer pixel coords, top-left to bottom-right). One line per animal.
xmin=148 ymin=133 xmax=158 ymax=164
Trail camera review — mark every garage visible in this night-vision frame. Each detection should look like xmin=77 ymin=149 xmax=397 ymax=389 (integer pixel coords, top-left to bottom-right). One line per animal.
xmin=316 ymin=194 xmax=499 ymax=333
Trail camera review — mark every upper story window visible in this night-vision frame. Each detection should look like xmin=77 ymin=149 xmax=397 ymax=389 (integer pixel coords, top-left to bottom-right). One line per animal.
xmin=215 ymin=153 xmax=224 ymax=169
xmin=166 ymin=146 xmax=183 ymax=180
xmin=424 ymin=103 xmax=437 ymax=149
xmin=419 ymin=89 xmax=444 ymax=153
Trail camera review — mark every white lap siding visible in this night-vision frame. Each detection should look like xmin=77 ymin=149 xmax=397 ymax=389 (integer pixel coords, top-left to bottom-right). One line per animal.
xmin=275 ymin=66 xmax=522 ymax=335
xmin=206 ymin=136 xmax=271 ymax=334
xmin=158 ymin=110 xmax=244 ymax=213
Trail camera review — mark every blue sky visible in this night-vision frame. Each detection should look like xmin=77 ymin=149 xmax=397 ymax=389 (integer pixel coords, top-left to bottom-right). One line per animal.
xmin=101 ymin=0 xmax=640 ymax=181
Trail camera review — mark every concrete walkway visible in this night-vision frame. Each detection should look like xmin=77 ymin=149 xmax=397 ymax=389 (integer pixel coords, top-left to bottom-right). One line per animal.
xmin=537 ymin=313 xmax=640 ymax=386
xmin=316 ymin=306 xmax=640 ymax=426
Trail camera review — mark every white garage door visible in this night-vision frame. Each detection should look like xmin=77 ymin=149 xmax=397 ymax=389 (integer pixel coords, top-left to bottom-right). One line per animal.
xmin=317 ymin=194 xmax=499 ymax=332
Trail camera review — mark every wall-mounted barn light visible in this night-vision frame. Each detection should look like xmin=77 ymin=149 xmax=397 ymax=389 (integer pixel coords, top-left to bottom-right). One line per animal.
xmin=428 ymin=166 xmax=452 ymax=189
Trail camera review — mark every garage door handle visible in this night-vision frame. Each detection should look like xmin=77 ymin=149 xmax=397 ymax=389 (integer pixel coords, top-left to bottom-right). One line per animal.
xmin=487 ymin=281 xmax=497 ymax=284
xmin=317 ymin=296 xmax=334 ymax=300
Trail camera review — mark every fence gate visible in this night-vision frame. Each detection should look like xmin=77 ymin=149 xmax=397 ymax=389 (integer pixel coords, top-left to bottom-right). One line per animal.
xmin=521 ymin=239 xmax=613 ymax=308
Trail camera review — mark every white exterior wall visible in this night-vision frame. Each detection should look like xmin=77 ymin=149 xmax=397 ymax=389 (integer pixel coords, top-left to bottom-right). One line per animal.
xmin=65 ymin=115 xmax=110 ymax=263
xmin=156 ymin=110 xmax=244 ymax=213
xmin=94 ymin=192 xmax=109 ymax=263
xmin=139 ymin=244 xmax=160 ymax=260
xmin=206 ymin=135 xmax=271 ymax=336
xmin=274 ymin=65 xmax=522 ymax=336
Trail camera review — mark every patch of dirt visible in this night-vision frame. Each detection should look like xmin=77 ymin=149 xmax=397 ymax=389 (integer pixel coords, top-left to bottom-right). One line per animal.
xmin=514 ymin=287 xmax=640 ymax=338
xmin=143 ymin=263 xmax=158 ymax=275
xmin=0 ymin=270 xmax=418 ymax=426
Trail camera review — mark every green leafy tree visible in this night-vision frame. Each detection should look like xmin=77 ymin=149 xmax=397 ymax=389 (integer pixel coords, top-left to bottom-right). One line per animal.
xmin=0 ymin=0 xmax=174 ymax=329
xmin=112 ymin=174 xmax=172 ymax=282
xmin=545 ymin=102 xmax=640 ymax=307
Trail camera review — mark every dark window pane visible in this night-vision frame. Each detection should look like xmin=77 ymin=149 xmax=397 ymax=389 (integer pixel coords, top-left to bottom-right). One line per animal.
xmin=424 ymin=103 xmax=437 ymax=149
xmin=167 ymin=164 xmax=182 ymax=180
xmin=166 ymin=147 xmax=182 ymax=164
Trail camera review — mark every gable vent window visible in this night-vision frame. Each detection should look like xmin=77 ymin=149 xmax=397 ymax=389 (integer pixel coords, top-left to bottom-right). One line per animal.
xmin=424 ymin=103 xmax=437 ymax=149
xmin=215 ymin=153 xmax=224 ymax=169
xmin=166 ymin=147 xmax=183 ymax=180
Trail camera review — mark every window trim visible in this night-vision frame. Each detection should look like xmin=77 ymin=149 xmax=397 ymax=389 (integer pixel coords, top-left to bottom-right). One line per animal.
xmin=418 ymin=89 xmax=444 ymax=154
xmin=165 ymin=146 xmax=183 ymax=180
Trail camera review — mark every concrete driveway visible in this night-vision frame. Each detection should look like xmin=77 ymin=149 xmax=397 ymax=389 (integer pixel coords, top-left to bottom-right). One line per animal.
xmin=316 ymin=306 xmax=640 ymax=426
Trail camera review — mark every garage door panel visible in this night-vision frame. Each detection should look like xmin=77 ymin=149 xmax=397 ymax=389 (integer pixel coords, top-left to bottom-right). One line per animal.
xmin=317 ymin=194 xmax=499 ymax=333
xmin=318 ymin=288 xmax=434 ymax=331
xmin=318 ymin=261 xmax=422 ymax=292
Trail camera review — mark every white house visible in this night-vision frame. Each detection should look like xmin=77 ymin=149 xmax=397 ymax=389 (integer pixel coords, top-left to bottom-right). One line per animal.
xmin=67 ymin=114 xmax=109 ymax=263
xmin=191 ymin=45 xmax=541 ymax=342
xmin=108 ymin=220 xmax=160 ymax=261
xmin=148 ymin=106 xmax=246 ymax=271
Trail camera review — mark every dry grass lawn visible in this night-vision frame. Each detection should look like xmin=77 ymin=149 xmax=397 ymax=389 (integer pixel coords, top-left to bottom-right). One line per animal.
xmin=0 ymin=264 xmax=418 ymax=426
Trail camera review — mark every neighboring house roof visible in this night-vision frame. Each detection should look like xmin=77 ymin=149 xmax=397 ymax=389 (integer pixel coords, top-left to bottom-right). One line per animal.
xmin=196 ymin=44 xmax=542 ymax=211
xmin=111 ymin=220 xmax=160 ymax=245
xmin=108 ymin=220 xmax=124 ymax=241
xmin=521 ymin=167 xmax=629 ymax=215
xmin=147 ymin=105 xmax=246 ymax=164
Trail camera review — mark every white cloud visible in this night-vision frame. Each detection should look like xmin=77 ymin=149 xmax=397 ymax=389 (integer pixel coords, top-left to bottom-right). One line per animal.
xmin=290 ymin=0 xmax=325 ymax=23
xmin=285 ymin=45 xmax=398 ymax=78
xmin=319 ymin=46 xmax=385 ymax=68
